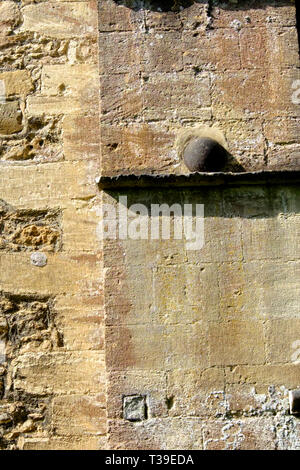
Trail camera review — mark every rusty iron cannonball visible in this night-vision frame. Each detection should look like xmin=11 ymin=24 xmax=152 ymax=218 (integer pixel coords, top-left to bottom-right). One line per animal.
xmin=183 ymin=137 xmax=227 ymax=172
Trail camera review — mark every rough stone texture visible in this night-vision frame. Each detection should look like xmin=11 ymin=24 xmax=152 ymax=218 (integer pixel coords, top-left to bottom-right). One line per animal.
xmin=0 ymin=0 xmax=105 ymax=451
xmin=0 ymin=0 xmax=299 ymax=452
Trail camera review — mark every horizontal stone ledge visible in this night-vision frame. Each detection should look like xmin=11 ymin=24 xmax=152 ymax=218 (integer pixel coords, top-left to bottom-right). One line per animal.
xmin=96 ymin=171 xmax=300 ymax=190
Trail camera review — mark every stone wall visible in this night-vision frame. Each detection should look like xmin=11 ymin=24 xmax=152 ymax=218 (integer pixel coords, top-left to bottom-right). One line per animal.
xmin=0 ymin=0 xmax=299 ymax=450
xmin=99 ymin=0 xmax=300 ymax=175
xmin=103 ymin=181 xmax=300 ymax=449
xmin=0 ymin=0 xmax=106 ymax=450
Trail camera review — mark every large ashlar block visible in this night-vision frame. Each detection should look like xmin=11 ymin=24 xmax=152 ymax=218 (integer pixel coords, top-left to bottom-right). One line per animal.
xmin=218 ymin=260 xmax=300 ymax=320
xmin=240 ymin=27 xmax=300 ymax=70
xmin=208 ymin=320 xmax=265 ymax=366
xmin=156 ymin=264 xmax=219 ymax=322
xmin=242 ymin=216 xmax=300 ymax=261
xmin=212 ymin=119 xmax=265 ymax=171
xmin=225 ymin=364 xmax=300 ymax=390
xmin=62 ymin=204 xmax=102 ymax=252
xmin=54 ymin=294 xmax=105 ymax=352
xmin=13 ymin=351 xmax=105 ymax=395
xmin=100 ymin=73 xmax=143 ymax=123
xmin=108 ymin=417 xmax=203 ymax=450
xmin=21 ymin=2 xmax=98 ymax=38
xmin=0 ymin=1 xmax=19 ymax=36
xmin=183 ymin=29 xmax=241 ymax=71
xmin=265 ymin=319 xmax=300 ymax=364
xmin=99 ymin=0 xmax=143 ymax=32
xmin=63 ymin=114 xmax=100 ymax=160
xmin=99 ymin=32 xmax=141 ymax=75
xmin=0 ymin=101 xmax=23 ymax=135
xmin=0 ymin=161 xmax=97 ymax=208
xmin=0 ymin=252 xmax=102 ymax=296
xmin=264 ymin=118 xmax=300 ymax=145
xmin=41 ymin=64 xmax=98 ymax=97
xmin=211 ymin=3 xmax=296 ymax=29
xmin=27 ymin=95 xmax=96 ymax=115
xmin=20 ymin=436 xmax=106 ymax=451
xmin=106 ymin=322 xmax=209 ymax=371
xmin=211 ymin=68 xmax=300 ymax=120
xmin=143 ymin=72 xmax=211 ymax=121
xmin=52 ymin=395 xmax=107 ymax=436
xmin=141 ymin=32 xmax=183 ymax=73
xmin=100 ymin=122 xmax=177 ymax=175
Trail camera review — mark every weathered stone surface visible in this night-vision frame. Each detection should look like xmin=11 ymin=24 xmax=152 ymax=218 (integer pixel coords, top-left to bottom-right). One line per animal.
xmin=21 ymin=2 xmax=98 ymax=38
xmin=0 ymin=71 xmax=33 ymax=98
xmin=52 ymin=395 xmax=106 ymax=435
xmin=0 ymin=0 xmax=299 ymax=452
xmin=0 ymin=0 xmax=102 ymax=450
xmin=0 ymin=101 xmax=23 ymax=135
xmin=123 ymin=395 xmax=146 ymax=421
xmin=13 ymin=351 xmax=105 ymax=395
xmin=0 ymin=1 xmax=20 ymax=36
xmin=202 ymin=417 xmax=276 ymax=450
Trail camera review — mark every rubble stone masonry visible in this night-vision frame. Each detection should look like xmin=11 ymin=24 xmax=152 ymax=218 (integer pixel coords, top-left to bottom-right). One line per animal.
xmin=0 ymin=0 xmax=299 ymax=450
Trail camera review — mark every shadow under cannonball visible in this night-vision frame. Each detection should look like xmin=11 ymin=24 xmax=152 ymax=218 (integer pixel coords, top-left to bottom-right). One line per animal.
xmin=112 ymin=0 xmax=195 ymax=12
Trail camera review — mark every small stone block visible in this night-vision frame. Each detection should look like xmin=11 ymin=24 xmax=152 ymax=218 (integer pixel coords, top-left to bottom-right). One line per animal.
xmin=123 ymin=395 xmax=146 ymax=422
xmin=289 ymin=390 xmax=300 ymax=414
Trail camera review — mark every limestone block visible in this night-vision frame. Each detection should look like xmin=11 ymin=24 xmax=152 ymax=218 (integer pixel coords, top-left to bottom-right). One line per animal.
xmin=0 ymin=101 xmax=22 ymax=135
xmin=108 ymin=417 xmax=203 ymax=450
xmin=20 ymin=436 xmax=105 ymax=450
xmin=225 ymin=364 xmax=300 ymax=390
xmin=21 ymin=2 xmax=98 ymax=38
xmin=211 ymin=4 xmax=296 ymax=29
xmin=99 ymin=32 xmax=141 ymax=75
xmin=141 ymin=32 xmax=183 ymax=73
xmin=54 ymin=294 xmax=105 ymax=352
xmin=13 ymin=351 xmax=105 ymax=395
xmin=41 ymin=64 xmax=98 ymax=97
xmin=143 ymin=72 xmax=211 ymax=121
xmin=52 ymin=395 xmax=106 ymax=435
xmin=63 ymin=113 xmax=100 ymax=160
xmin=202 ymin=417 xmax=276 ymax=450
xmin=106 ymin=322 xmax=209 ymax=370
xmin=265 ymin=319 xmax=300 ymax=364
xmin=0 ymin=252 xmax=101 ymax=296
xmin=107 ymin=370 xmax=167 ymax=420
xmin=208 ymin=320 xmax=265 ymax=366
xmin=0 ymin=161 xmax=96 ymax=208
xmin=167 ymin=367 xmax=225 ymax=418
xmin=100 ymin=73 xmax=143 ymax=123
xmin=240 ymin=27 xmax=300 ymax=69
xmin=211 ymin=68 xmax=300 ymax=119
xmin=100 ymin=122 xmax=177 ymax=175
